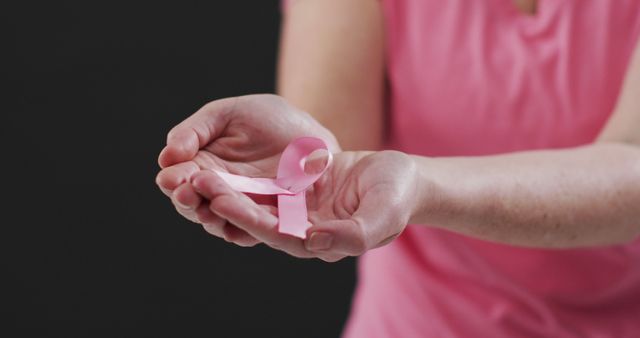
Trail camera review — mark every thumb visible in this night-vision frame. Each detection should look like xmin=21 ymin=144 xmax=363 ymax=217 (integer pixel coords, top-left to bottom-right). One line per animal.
xmin=306 ymin=190 xmax=405 ymax=256
xmin=158 ymin=97 xmax=236 ymax=168
xmin=158 ymin=129 xmax=200 ymax=168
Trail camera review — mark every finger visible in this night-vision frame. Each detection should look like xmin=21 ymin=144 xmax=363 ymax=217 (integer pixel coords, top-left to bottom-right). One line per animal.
xmin=191 ymin=170 xmax=279 ymax=233
xmin=156 ymin=161 xmax=201 ymax=194
xmin=209 ymin=195 xmax=314 ymax=258
xmin=169 ymin=183 xmax=201 ymax=223
xmin=195 ymin=203 xmax=226 ymax=235
xmin=306 ymin=190 xmax=403 ymax=256
xmin=221 ymin=225 xmax=261 ymax=247
xmin=158 ymin=97 xmax=236 ymax=168
xmin=317 ymin=253 xmax=347 ymax=263
xmin=305 ymin=219 xmax=367 ymax=256
xmin=192 ymin=170 xmax=314 ymax=258
xmin=195 ymin=203 xmax=261 ymax=247
xmin=173 ymin=183 xmax=201 ymax=210
xmin=172 ymin=203 xmax=199 ymax=224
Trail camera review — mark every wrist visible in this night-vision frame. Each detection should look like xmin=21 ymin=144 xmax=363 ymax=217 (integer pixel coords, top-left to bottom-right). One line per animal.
xmin=407 ymin=155 xmax=449 ymax=226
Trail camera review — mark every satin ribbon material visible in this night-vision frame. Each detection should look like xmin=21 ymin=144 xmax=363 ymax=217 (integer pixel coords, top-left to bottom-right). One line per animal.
xmin=212 ymin=137 xmax=332 ymax=239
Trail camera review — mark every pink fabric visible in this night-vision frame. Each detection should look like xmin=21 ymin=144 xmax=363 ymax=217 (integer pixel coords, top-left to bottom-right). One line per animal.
xmin=343 ymin=1 xmax=640 ymax=337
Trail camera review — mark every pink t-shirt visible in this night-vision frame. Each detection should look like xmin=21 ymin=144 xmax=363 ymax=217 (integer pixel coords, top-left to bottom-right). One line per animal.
xmin=343 ymin=1 xmax=640 ymax=337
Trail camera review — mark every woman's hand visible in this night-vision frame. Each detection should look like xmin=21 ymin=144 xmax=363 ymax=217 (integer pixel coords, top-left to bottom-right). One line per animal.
xmin=189 ymin=150 xmax=422 ymax=262
xmin=155 ymin=94 xmax=340 ymax=247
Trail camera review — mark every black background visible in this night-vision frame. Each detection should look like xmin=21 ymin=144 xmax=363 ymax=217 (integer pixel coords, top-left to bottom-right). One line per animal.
xmin=3 ymin=1 xmax=356 ymax=337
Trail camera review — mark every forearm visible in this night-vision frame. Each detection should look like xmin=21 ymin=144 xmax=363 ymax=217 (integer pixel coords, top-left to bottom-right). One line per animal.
xmin=409 ymin=142 xmax=640 ymax=248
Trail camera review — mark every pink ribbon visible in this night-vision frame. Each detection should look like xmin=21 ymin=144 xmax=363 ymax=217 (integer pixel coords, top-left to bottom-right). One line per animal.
xmin=212 ymin=137 xmax=333 ymax=239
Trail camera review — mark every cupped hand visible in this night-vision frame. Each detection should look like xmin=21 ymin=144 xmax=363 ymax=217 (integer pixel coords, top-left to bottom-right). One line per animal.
xmin=189 ymin=150 xmax=421 ymax=262
xmin=156 ymin=94 xmax=340 ymax=246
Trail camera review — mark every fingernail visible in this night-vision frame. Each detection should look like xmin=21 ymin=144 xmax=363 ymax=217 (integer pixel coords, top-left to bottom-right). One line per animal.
xmin=307 ymin=232 xmax=333 ymax=251
xmin=176 ymin=200 xmax=192 ymax=210
xmin=265 ymin=213 xmax=279 ymax=228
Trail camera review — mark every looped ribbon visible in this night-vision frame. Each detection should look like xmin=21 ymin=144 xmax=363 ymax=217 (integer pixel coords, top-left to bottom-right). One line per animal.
xmin=212 ymin=137 xmax=333 ymax=239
